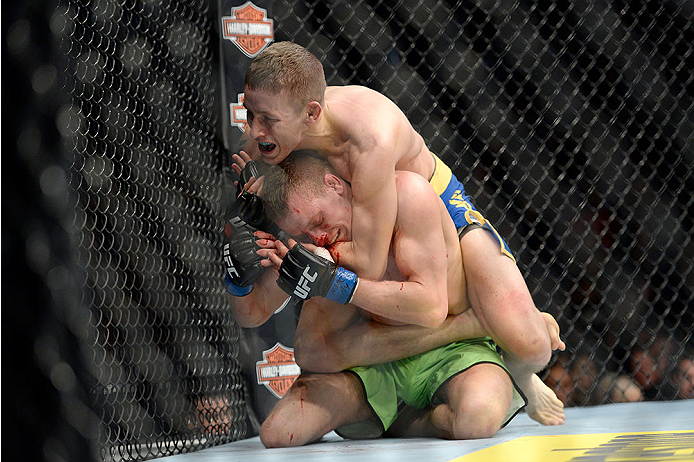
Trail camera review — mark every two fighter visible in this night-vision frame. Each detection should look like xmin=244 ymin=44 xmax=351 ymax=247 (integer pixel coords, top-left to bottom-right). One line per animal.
xmin=223 ymin=41 xmax=565 ymax=446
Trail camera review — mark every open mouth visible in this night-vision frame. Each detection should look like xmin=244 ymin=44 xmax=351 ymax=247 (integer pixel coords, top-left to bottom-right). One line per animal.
xmin=330 ymin=229 xmax=340 ymax=246
xmin=258 ymin=142 xmax=276 ymax=154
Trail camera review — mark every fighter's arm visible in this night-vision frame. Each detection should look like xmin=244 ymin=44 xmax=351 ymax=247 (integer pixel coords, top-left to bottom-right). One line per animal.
xmin=327 ymin=94 xmax=427 ymax=280
xmin=227 ymin=265 xmax=289 ymax=328
xmin=347 ymin=173 xmax=450 ymax=328
xmin=328 ymin=147 xmax=398 ymax=280
xmin=270 ymin=178 xmax=449 ymax=327
xmin=225 ymin=227 xmax=289 ymax=328
xmin=262 ymin=230 xmax=486 ymax=372
xmin=294 ymin=301 xmax=486 ymax=373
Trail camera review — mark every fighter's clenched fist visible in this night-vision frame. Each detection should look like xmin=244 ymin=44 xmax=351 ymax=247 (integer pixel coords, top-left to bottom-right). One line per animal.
xmin=276 ymin=243 xmax=358 ymax=304
xmin=223 ymin=216 xmax=264 ymax=296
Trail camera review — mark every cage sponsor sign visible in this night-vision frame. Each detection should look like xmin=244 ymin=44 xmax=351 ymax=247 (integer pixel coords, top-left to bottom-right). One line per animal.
xmin=256 ymin=343 xmax=300 ymax=398
xmin=230 ymin=93 xmax=248 ymax=131
xmin=221 ymin=2 xmax=274 ymax=58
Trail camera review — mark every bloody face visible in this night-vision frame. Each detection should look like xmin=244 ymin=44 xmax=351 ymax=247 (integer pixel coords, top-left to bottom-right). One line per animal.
xmin=277 ymin=183 xmax=352 ymax=248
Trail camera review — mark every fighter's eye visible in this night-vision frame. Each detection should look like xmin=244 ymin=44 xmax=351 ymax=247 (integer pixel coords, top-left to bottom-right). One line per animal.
xmin=312 ymin=214 xmax=323 ymax=229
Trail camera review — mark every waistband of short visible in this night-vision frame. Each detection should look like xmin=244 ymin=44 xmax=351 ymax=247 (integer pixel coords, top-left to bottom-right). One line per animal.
xmin=429 ymin=152 xmax=453 ymax=196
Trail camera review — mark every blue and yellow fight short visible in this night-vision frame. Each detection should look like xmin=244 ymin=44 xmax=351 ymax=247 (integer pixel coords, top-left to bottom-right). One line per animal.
xmin=429 ymin=153 xmax=515 ymax=262
xmin=336 ymin=338 xmax=527 ymax=438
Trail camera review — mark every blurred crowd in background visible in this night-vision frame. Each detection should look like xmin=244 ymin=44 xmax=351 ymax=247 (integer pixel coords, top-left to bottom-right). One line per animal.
xmin=545 ymin=336 xmax=694 ymax=406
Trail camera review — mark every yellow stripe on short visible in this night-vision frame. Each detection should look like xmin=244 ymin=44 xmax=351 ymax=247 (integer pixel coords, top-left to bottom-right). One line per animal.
xmin=429 ymin=153 xmax=452 ymax=196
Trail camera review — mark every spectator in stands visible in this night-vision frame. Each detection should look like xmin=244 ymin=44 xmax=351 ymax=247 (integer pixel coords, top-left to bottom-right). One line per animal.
xmin=544 ymin=358 xmax=573 ymax=406
xmin=671 ymin=357 xmax=694 ymax=400
xmin=628 ymin=336 xmax=673 ymax=400
xmin=569 ymin=354 xmax=599 ymax=405
xmin=545 ymin=353 xmax=636 ymax=406
xmin=595 ymin=373 xmax=644 ymax=404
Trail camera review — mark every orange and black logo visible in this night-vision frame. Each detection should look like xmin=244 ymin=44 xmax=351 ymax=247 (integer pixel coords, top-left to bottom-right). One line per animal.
xmin=256 ymin=343 xmax=300 ymax=399
xmin=230 ymin=93 xmax=248 ymax=132
xmin=221 ymin=2 xmax=274 ymax=58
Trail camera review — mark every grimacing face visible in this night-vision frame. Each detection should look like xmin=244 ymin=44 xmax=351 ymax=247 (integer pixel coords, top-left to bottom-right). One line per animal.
xmin=276 ymin=176 xmax=352 ymax=248
xmin=243 ymin=86 xmax=306 ymax=165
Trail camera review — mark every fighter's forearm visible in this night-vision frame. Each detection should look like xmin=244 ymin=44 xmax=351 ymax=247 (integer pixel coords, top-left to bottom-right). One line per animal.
xmin=298 ymin=307 xmax=487 ymax=373
xmin=349 ymin=278 xmax=448 ymax=328
xmin=227 ymin=269 xmax=286 ymax=328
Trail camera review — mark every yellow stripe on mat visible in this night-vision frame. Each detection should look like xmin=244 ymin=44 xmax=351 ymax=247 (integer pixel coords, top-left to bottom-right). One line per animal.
xmin=450 ymin=430 xmax=694 ymax=462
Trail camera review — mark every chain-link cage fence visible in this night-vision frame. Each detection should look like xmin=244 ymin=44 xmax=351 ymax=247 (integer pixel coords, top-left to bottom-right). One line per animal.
xmin=7 ymin=0 xmax=249 ymax=461
xmin=4 ymin=0 xmax=693 ymax=461
xmin=4 ymin=1 xmax=102 ymax=461
xmin=270 ymin=0 xmax=694 ymax=406
xmin=59 ymin=0 xmax=251 ymax=459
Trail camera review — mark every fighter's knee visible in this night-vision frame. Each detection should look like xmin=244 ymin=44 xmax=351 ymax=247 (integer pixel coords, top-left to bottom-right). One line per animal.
xmin=260 ymin=413 xmax=305 ymax=448
xmin=455 ymin=419 xmax=500 ymax=440
xmin=499 ymin=308 xmax=552 ymax=366
xmin=259 ymin=430 xmax=294 ymax=449
xmin=260 ymin=414 xmax=287 ymax=448
xmin=452 ymin=401 xmax=505 ymax=440
xmin=483 ymin=290 xmax=552 ymax=366
xmin=259 ymin=386 xmax=308 ymax=448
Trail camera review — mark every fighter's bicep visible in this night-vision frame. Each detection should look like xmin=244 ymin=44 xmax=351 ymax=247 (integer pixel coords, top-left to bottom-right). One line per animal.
xmin=349 ymin=153 xmax=398 ymax=215
xmin=395 ymin=228 xmax=448 ymax=287
xmin=392 ymin=182 xmax=448 ymax=284
xmin=344 ymin=151 xmax=398 ymax=278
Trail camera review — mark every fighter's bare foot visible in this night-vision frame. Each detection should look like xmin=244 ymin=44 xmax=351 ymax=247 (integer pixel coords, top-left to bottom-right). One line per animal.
xmin=541 ymin=312 xmax=565 ymax=352
xmin=525 ymin=374 xmax=565 ymax=426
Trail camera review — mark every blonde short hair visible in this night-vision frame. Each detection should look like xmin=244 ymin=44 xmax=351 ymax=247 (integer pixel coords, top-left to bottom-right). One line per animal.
xmin=245 ymin=42 xmax=326 ymax=109
xmin=261 ymin=151 xmax=332 ymax=223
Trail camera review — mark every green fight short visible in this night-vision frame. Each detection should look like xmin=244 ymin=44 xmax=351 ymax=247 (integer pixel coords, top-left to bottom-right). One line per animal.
xmin=336 ymin=337 xmax=527 ymax=439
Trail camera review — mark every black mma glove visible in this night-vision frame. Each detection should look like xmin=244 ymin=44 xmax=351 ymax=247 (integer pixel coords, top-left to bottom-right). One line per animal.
xmin=223 ymin=216 xmax=263 ymax=296
xmin=235 ymin=159 xmax=261 ymax=197
xmin=277 ymin=243 xmax=359 ymax=304
xmin=234 ymin=160 xmax=284 ymax=238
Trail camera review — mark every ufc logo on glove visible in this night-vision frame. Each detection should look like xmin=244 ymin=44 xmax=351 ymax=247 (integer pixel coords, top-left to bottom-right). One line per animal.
xmin=278 ymin=243 xmax=359 ymax=304
xmin=223 ymin=243 xmax=240 ymax=278
xmin=294 ymin=266 xmax=318 ymax=299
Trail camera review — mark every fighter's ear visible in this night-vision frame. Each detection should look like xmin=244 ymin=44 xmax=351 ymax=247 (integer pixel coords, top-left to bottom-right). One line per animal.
xmin=305 ymin=101 xmax=322 ymax=126
xmin=323 ymin=173 xmax=343 ymax=194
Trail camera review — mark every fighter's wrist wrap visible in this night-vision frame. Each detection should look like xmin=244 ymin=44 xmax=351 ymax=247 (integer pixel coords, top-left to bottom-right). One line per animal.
xmin=325 ymin=266 xmax=359 ymax=304
xmin=347 ymin=278 xmax=359 ymax=304
xmin=225 ymin=274 xmax=254 ymax=297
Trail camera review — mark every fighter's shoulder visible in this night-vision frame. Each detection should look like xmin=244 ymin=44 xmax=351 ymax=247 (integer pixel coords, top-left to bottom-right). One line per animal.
xmin=328 ymin=85 xmax=396 ymax=114
xmin=328 ymin=86 xmax=404 ymax=152
xmin=393 ymin=173 xmax=440 ymax=236
xmin=395 ymin=171 xmax=437 ymax=204
xmin=328 ymin=84 xmax=384 ymax=97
